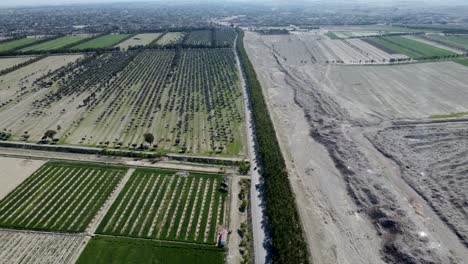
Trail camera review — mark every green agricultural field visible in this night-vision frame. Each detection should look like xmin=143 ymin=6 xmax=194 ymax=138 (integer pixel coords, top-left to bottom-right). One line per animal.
xmin=365 ymin=36 xmax=455 ymax=59
xmin=76 ymin=236 xmax=225 ymax=264
xmin=72 ymin=34 xmax=131 ymax=50
xmin=0 ymin=162 xmax=126 ymax=232
xmin=424 ymin=34 xmax=468 ymax=49
xmin=97 ymin=168 xmax=227 ymax=244
xmin=20 ymin=36 xmax=88 ymax=52
xmin=0 ymin=38 xmax=42 ymax=52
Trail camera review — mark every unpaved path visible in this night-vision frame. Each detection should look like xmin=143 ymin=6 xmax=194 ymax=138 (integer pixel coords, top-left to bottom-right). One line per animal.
xmin=0 ymin=147 xmax=235 ymax=174
xmin=227 ymin=176 xmax=242 ymax=264
xmin=86 ymin=168 xmax=134 ymax=234
xmin=234 ymin=34 xmax=268 ymax=264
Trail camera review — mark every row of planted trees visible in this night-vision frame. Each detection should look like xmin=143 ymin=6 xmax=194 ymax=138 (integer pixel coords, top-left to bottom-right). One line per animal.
xmin=236 ymin=28 xmax=310 ymax=264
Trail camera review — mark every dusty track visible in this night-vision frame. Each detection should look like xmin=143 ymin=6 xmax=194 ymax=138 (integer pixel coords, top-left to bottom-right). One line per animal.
xmin=245 ymin=31 xmax=468 ymax=263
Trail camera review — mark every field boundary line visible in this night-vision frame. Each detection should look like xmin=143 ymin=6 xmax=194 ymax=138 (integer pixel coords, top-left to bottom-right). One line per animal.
xmin=87 ymin=168 xmax=135 ymax=234
xmin=0 ymin=148 xmax=236 ymax=174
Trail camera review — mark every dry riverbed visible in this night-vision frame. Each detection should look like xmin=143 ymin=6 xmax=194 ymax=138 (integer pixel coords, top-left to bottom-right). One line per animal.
xmin=245 ymin=31 xmax=468 ymax=264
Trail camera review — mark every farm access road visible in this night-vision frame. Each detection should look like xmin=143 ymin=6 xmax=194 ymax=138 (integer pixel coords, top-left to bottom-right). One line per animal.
xmin=234 ymin=35 xmax=268 ymax=264
xmin=0 ymin=147 xmax=236 ymax=174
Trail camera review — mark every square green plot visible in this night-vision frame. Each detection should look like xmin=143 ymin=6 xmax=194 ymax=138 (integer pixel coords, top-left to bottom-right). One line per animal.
xmin=97 ymin=168 xmax=227 ymax=245
xmin=0 ymin=162 xmax=126 ymax=232
xmin=76 ymin=236 xmax=225 ymax=264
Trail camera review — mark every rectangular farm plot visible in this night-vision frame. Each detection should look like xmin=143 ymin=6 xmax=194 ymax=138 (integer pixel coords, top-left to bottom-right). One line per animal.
xmin=424 ymin=34 xmax=468 ymax=49
xmin=97 ymin=169 xmax=227 ymax=245
xmin=184 ymin=30 xmax=212 ymax=46
xmin=71 ymin=34 xmax=131 ymax=50
xmin=156 ymin=32 xmax=184 ymax=46
xmin=0 ymin=57 xmax=35 ymax=72
xmin=0 ymin=38 xmax=42 ymax=52
xmin=0 ymin=162 xmax=126 ymax=232
xmin=0 ymin=229 xmax=86 ymax=264
xmin=20 ymin=36 xmax=88 ymax=52
xmin=76 ymin=236 xmax=225 ymax=264
xmin=364 ymin=36 xmax=455 ymax=59
xmin=116 ymin=33 xmax=161 ymax=50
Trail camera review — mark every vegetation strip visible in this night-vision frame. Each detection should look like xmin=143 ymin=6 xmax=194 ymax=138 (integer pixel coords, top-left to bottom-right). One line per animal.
xmin=236 ymin=28 xmax=309 ymax=263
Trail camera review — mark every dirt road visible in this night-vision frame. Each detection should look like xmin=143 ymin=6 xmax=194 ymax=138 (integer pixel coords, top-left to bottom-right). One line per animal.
xmin=235 ymin=35 xmax=268 ymax=264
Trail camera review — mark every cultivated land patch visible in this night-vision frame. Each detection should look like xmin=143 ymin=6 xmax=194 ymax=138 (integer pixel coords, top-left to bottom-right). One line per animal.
xmin=0 ymin=157 xmax=46 ymax=200
xmin=0 ymin=38 xmax=42 ymax=52
xmin=184 ymin=30 xmax=212 ymax=46
xmin=0 ymin=57 xmax=35 ymax=72
xmin=20 ymin=36 xmax=88 ymax=52
xmin=97 ymin=168 xmax=227 ymax=244
xmin=71 ymin=34 xmax=131 ymax=50
xmin=156 ymin=32 xmax=184 ymax=46
xmin=0 ymin=229 xmax=86 ymax=264
xmin=402 ymin=35 xmax=465 ymax=55
xmin=0 ymin=162 xmax=126 ymax=232
xmin=0 ymin=49 xmax=245 ymax=156
xmin=422 ymin=34 xmax=468 ymax=51
xmin=364 ymin=36 xmax=455 ymax=59
xmin=76 ymin=236 xmax=225 ymax=264
xmin=0 ymin=55 xmax=83 ymax=138
xmin=116 ymin=33 xmax=162 ymax=50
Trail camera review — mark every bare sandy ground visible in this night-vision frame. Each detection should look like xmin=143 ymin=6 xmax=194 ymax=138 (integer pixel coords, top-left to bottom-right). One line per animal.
xmin=0 ymin=157 xmax=46 ymax=200
xmin=315 ymin=62 xmax=468 ymax=121
xmin=0 ymin=57 xmax=35 ymax=72
xmin=245 ymin=31 xmax=468 ymax=263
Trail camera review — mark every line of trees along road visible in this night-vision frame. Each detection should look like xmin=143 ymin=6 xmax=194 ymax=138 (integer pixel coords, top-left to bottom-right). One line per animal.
xmin=236 ymin=28 xmax=310 ymax=264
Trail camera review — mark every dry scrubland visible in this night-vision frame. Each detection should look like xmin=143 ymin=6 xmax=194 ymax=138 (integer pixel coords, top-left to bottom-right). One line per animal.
xmin=0 ymin=157 xmax=46 ymax=200
xmin=0 ymin=57 xmax=35 ymax=71
xmin=244 ymin=31 xmax=468 ymax=264
xmin=116 ymin=33 xmax=162 ymax=50
xmin=0 ymin=49 xmax=244 ymax=156
xmin=0 ymin=229 xmax=86 ymax=264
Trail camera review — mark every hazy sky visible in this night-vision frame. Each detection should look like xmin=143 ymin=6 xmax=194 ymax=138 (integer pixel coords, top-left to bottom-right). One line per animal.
xmin=1 ymin=0 xmax=466 ymax=7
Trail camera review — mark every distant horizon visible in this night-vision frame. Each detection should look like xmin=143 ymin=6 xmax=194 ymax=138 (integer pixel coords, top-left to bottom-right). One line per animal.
xmin=2 ymin=0 xmax=468 ymax=8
